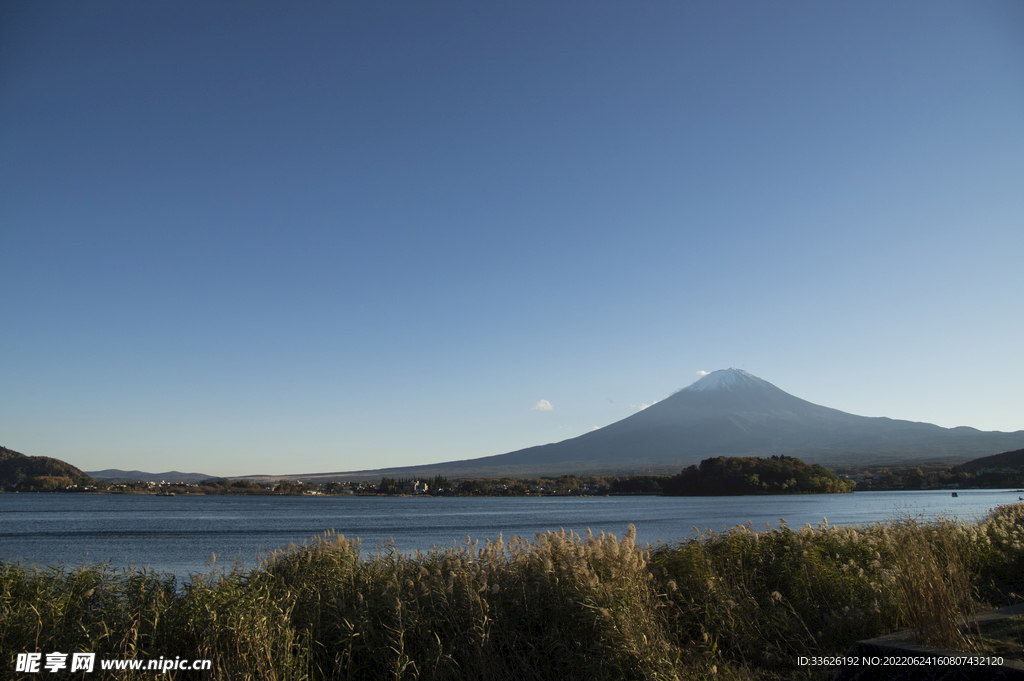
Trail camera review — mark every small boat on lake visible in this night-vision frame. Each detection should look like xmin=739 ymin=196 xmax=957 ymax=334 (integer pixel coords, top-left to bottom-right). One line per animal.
xmin=156 ymin=491 xmax=175 ymax=497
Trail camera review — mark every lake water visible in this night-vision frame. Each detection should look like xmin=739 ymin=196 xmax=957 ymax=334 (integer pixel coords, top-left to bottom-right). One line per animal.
xmin=2 ymin=490 xmax=1021 ymax=579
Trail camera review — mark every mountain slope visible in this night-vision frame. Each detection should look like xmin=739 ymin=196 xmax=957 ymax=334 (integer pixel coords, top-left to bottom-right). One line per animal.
xmin=269 ymin=369 xmax=1024 ymax=481
xmin=432 ymin=369 xmax=1024 ymax=473
xmin=954 ymin=448 xmax=1024 ymax=475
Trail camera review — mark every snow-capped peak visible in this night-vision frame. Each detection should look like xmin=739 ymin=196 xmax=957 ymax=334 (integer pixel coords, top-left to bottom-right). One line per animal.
xmin=682 ymin=368 xmax=765 ymax=392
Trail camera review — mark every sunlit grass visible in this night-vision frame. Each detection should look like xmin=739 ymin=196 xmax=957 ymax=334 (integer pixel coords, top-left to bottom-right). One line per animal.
xmin=2 ymin=503 xmax=1022 ymax=679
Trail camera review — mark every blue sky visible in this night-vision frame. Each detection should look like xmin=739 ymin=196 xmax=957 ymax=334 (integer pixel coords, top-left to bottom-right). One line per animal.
xmin=2 ymin=1 xmax=1022 ymax=477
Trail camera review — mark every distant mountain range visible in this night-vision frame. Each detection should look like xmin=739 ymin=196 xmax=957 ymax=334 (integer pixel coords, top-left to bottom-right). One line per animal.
xmin=85 ymin=469 xmax=218 ymax=483
xmin=279 ymin=369 xmax=1024 ymax=481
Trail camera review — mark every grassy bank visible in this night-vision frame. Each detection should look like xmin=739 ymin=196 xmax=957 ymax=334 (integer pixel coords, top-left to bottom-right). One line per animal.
xmin=3 ymin=504 xmax=1023 ymax=680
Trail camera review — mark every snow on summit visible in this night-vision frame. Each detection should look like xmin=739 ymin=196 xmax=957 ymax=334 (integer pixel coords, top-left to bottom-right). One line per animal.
xmin=682 ymin=368 xmax=765 ymax=392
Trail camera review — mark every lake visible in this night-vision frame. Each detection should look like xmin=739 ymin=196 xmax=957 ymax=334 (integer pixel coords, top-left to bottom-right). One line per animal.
xmin=2 ymin=490 xmax=1020 ymax=579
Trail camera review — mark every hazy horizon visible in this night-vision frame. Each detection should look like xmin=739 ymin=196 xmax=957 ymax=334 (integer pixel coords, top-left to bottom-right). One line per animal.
xmin=3 ymin=1 xmax=1022 ymax=476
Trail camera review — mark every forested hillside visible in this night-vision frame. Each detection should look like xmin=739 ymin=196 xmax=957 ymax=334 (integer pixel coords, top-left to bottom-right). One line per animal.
xmin=0 ymin=446 xmax=95 ymax=490
xmin=662 ymin=455 xmax=854 ymax=496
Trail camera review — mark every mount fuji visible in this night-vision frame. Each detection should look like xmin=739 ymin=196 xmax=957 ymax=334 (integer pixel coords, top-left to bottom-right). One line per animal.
xmin=296 ymin=369 xmax=1024 ymax=480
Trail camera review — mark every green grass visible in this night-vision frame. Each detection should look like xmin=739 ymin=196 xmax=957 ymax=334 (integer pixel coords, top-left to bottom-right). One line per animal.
xmin=3 ymin=504 xmax=1023 ymax=680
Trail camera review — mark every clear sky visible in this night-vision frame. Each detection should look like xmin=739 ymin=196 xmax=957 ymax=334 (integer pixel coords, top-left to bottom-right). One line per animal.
xmin=2 ymin=1 xmax=1022 ymax=477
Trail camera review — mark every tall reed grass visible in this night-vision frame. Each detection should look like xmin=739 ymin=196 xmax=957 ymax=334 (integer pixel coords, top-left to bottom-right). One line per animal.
xmin=2 ymin=503 xmax=1022 ymax=680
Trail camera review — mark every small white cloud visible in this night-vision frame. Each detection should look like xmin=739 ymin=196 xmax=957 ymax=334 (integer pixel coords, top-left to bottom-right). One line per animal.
xmin=631 ymin=403 xmax=651 ymax=411
xmin=697 ymin=370 xmax=710 ymax=377
xmin=559 ymin=425 xmax=574 ymax=431
xmin=532 ymin=399 xmax=553 ymax=411
xmin=590 ymin=426 xmax=600 ymax=431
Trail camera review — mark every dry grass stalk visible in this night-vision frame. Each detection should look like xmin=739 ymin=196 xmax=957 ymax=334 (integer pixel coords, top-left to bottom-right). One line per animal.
xmin=893 ymin=520 xmax=978 ymax=651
